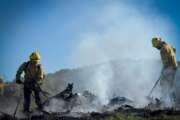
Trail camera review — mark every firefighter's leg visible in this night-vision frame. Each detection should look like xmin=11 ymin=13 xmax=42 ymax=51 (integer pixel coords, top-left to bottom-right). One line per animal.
xmin=167 ymin=68 xmax=176 ymax=106
xmin=160 ymin=70 xmax=167 ymax=101
xmin=160 ymin=68 xmax=176 ymax=107
xmin=23 ymin=86 xmax=32 ymax=112
xmin=34 ymin=88 xmax=43 ymax=110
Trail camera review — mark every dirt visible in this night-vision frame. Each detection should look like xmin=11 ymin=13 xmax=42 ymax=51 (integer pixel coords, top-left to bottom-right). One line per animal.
xmin=1 ymin=105 xmax=180 ymax=120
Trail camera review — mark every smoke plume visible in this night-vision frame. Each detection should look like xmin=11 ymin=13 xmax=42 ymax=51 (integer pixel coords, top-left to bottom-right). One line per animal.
xmin=70 ymin=1 xmax=176 ymax=106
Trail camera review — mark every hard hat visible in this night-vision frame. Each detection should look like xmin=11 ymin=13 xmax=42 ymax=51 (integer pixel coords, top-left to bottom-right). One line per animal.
xmin=29 ymin=51 xmax=41 ymax=60
xmin=152 ymin=37 xmax=161 ymax=47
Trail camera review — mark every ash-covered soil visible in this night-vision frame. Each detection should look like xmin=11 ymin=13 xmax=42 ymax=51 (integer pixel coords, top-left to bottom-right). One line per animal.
xmin=1 ymin=61 xmax=180 ymax=120
xmin=1 ymin=105 xmax=180 ymax=120
xmin=0 ymin=96 xmax=19 ymax=114
xmin=1 ymin=90 xmax=180 ymax=120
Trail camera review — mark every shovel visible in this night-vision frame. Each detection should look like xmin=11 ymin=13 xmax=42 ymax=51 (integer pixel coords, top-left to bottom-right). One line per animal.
xmin=147 ymin=76 xmax=161 ymax=99
xmin=13 ymin=85 xmax=23 ymax=118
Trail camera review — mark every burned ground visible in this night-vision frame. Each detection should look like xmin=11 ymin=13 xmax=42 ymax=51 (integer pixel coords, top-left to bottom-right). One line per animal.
xmin=1 ymin=60 xmax=180 ymax=120
xmin=1 ymin=86 xmax=180 ymax=120
xmin=1 ymin=106 xmax=180 ymax=120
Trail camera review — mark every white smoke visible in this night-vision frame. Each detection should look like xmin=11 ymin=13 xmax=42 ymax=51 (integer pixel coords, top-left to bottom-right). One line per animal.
xmin=175 ymin=68 xmax=180 ymax=108
xmin=70 ymin=1 xmax=176 ymax=106
xmin=90 ymin=63 xmax=113 ymax=105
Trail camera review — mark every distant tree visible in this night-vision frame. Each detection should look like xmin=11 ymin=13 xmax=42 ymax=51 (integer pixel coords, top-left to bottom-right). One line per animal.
xmin=0 ymin=76 xmax=4 ymax=95
xmin=0 ymin=76 xmax=4 ymax=84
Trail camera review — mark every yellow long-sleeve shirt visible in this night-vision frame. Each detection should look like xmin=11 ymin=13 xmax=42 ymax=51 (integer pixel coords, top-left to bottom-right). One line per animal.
xmin=160 ymin=43 xmax=177 ymax=69
xmin=16 ymin=61 xmax=45 ymax=83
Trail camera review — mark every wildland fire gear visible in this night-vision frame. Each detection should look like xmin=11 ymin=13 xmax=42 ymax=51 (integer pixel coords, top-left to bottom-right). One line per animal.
xmin=16 ymin=61 xmax=44 ymax=84
xmin=152 ymin=37 xmax=162 ymax=47
xmin=152 ymin=38 xmax=178 ymax=104
xmin=159 ymin=67 xmax=176 ymax=103
xmin=16 ymin=58 xmax=45 ymax=112
xmin=152 ymin=38 xmax=177 ymax=69
xmin=29 ymin=51 xmax=41 ymax=61
xmin=160 ymin=43 xmax=177 ymax=69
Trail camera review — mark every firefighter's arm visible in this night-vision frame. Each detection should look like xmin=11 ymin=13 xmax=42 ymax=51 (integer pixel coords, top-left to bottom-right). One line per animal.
xmin=169 ymin=45 xmax=177 ymax=68
xmin=172 ymin=47 xmax=178 ymax=68
xmin=161 ymin=46 xmax=169 ymax=66
xmin=37 ymin=64 xmax=45 ymax=85
xmin=173 ymin=47 xmax=176 ymax=54
xmin=16 ymin=62 xmax=26 ymax=84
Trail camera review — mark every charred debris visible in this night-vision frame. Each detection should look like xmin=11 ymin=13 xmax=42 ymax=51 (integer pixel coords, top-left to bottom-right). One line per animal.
xmin=1 ymin=83 xmax=180 ymax=120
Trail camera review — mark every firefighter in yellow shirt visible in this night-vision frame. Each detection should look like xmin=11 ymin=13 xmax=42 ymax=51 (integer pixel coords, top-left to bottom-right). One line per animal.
xmin=16 ymin=51 xmax=45 ymax=113
xmin=152 ymin=37 xmax=177 ymax=103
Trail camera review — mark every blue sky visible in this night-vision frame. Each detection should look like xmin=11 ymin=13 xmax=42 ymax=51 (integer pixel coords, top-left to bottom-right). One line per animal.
xmin=1 ymin=0 xmax=180 ymax=81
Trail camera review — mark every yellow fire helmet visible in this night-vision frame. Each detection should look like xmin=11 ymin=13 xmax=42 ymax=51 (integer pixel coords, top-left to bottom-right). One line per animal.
xmin=152 ymin=37 xmax=161 ymax=47
xmin=29 ymin=51 xmax=41 ymax=61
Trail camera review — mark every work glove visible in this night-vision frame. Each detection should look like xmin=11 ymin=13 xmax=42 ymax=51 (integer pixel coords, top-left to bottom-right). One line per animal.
xmin=37 ymin=80 xmax=43 ymax=86
xmin=16 ymin=79 xmax=23 ymax=84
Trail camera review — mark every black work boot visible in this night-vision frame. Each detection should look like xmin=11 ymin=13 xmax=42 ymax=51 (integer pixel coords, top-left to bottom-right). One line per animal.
xmin=23 ymin=109 xmax=32 ymax=115
xmin=36 ymin=104 xmax=43 ymax=111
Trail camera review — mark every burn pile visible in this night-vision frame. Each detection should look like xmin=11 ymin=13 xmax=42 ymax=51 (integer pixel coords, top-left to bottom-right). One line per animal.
xmin=43 ymin=83 xmax=136 ymax=113
xmin=28 ymin=83 xmax=180 ymax=119
xmin=1 ymin=83 xmax=180 ymax=120
xmin=43 ymin=83 xmax=101 ymax=113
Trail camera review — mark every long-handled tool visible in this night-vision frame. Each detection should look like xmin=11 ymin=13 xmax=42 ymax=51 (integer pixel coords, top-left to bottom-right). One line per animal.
xmin=13 ymin=85 xmax=23 ymax=118
xmin=147 ymin=76 xmax=161 ymax=98
xmin=34 ymin=82 xmax=50 ymax=98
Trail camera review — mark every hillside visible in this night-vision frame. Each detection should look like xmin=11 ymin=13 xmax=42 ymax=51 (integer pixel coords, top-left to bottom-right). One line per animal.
xmin=1 ymin=59 xmax=180 ymax=120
